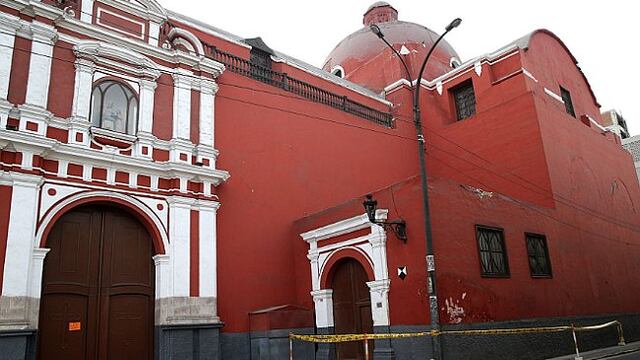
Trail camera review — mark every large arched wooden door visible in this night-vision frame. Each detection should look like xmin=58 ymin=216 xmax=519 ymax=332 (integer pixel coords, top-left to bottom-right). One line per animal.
xmin=38 ymin=205 xmax=155 ymax=360
xmin=332 ymin=258 xmax=373 ymax=360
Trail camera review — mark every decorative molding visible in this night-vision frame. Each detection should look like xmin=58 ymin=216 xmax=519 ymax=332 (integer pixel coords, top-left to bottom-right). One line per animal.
xmin=96 ymin=7 xmax=146 ymax=41
xmin=0 ymin=129 xmax=230 ymax=186
xmin=311 ymin=289 xmax=334 ymax=328
xmin=74 ymin=40 xmax=161 ymax=79
xmin=544 ymin=87 xmax=564 ymax=104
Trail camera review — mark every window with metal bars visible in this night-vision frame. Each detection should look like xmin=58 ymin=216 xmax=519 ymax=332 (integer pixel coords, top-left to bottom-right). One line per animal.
xmin=525 ymin=233 xmax=552 ymax=277
xmin=476 ymin=226 xmax=509 ymax=277
xmin=452 ymin=80 xmax=476 ymax=121
xmin=560 ymin=86 xmax=576 ymax=118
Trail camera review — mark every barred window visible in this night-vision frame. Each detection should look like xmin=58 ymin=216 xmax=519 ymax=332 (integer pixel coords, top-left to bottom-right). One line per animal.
xmin=476 ymin=226 xmax=509 ymax=277
xmin=452 ymin=80 xmax=476 ymax=121
xmin=560 ymin=86 xmax=575 ymax=118
xmin=525 ymin=233 xmax=552 ymax=277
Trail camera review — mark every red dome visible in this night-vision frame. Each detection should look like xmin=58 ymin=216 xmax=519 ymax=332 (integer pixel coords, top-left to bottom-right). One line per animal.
xmin=323 ymin=2 xmax=460 ymax=93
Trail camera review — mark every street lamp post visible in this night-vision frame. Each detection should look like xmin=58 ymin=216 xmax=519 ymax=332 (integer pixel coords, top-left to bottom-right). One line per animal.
xmin=370 ymin=18 xmax=462 ymax=360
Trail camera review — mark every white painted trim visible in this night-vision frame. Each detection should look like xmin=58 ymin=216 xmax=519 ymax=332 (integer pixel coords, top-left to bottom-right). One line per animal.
xmin=153 ymin=254 xmax=171 ymax=299
xmin=35 ymin=190 xmax=170 ymax=251
xmin=0 ymin=129 xmax=229 ymax=185
xmin=302 ymin=210 xmax=392 ymax=329
xmin=167 ymin=196 xmax=193 ymax=297
xmin=96 ymin=7 xmax=146 ymax=41
xmin=168 ymin=27 xmax=205 ymax=56
xmin=300 ymin=211 xmax=387 ymax=243
xmin=25 ymin=22 xmax=57 ymax=109
xmin=367 ymin=279 xmax=391 ymax=326
xmin=172 ymin=70 xmax=193 ymax=140
xmin=2 ymin=173 xmax=43 ymax=296
xmin=198 ymin=203 xmax=218 ymax=297
xmin=28 ymin=248 xmax=50 ymax=299
xmin=544 ymin=87 xmax=565 ymax=104
xmin=311 ymin=289 xmax=334 ymax=328
xmin=330 ymin=65 xmax=345 ymax=78
xmin=80 ymin=0 xmax=94 ymax=23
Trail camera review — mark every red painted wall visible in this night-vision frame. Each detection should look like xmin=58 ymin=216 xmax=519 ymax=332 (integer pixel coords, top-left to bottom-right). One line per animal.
xmin=47 ymin=41 xmax=75 ymax=118
xmin=0 ymin=185 xmax=12 ymax=295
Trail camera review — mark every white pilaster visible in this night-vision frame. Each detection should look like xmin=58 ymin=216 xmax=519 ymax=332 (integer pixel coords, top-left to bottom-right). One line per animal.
xmin=153 ymin=254 xmax=171 ymax=299
xmin=197 ymin=200 xmax=220 ymax=298
xmin=2 ymin=173 xmax=43 ymax=296
xmin=28 ymin=248 xmax=50 ymax=299
xmin=199 ymin=80 xmax=217 ymax=147
xmin=71 ymin=58 xmax=95 ymax=122
xmin=367 ymin=279 xmax=391 ymax=326
xmin=80 ymin=0 xmax=95 ymax=23
xmin=172 ymin=70 xmax=193 ymax=141
xmin=0 ymin=13 xmax=20 ymax=101
xmin=167 ymin=196 xmax=193 ymax=297
xmin=148 ymin=21 xmax=160 ymax=47
xmin=138 ymin=79 xmax=157 ymax=134
xmin=311 ymin=289 xmax=334 ymax=328
xmin=25 ymin=22 xmax=57 ymax=108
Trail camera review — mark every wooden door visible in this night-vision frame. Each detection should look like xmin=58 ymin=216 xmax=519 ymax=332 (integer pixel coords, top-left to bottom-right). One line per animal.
xmin=332 ymin=259 xmax=373 ymax=360
xmin=38 ymin=206 xmax=154 ymax=360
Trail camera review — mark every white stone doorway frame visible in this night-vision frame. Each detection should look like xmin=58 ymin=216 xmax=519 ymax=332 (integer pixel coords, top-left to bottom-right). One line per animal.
xmin=300 ymin=210 xmax=391 ymax=329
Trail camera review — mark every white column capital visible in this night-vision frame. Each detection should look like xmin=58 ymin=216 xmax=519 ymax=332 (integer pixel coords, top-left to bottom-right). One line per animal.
xmin=166 ymin=196 xmax=197 ymax=208
xmin=0 ymin=13 xmax=21 ymax=33
xmin=74 ymin=58 xmax=95 ymax=74
xmin=29 ymin=21 xmax=58 ymax=44
xmin=172 ymin=70 xmax=194 ymax=89
xmin=194 ymin=199 xmax=220 ymax=212
xmin=200 ymin=79 xmax=218 ymax=95
xmin=7 ymin=172 xmax=44 ymax=188
xmin=139 ymin=78 xmax=158 ymax=91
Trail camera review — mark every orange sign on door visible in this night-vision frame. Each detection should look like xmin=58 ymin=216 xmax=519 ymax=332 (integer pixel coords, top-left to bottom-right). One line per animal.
xmin=68 ymin=322 xmax=81 ymax=331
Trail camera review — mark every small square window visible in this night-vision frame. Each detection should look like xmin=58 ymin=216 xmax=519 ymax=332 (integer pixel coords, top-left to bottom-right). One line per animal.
xmin=525 ymin=233 xmax=552 ymax=278
xmin=452 ymin=80 xmax=476 ymax=121
xmin=476 ymin=226 xmax=509 ymax=277
xmin=560 ymin=86 xmax=576 ymax=118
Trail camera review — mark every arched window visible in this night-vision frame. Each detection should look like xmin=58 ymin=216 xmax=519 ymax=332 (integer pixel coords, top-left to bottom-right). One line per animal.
xmin=90 ymin=80 xmax=139 ymax=135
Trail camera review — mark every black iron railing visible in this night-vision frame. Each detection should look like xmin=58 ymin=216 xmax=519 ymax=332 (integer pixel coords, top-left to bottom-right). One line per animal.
xmin=205 ymin=45 xmax=393 ymax=127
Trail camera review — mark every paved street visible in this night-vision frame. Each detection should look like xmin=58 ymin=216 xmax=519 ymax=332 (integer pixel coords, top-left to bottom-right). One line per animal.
xmin=549 ymin=342 xmax=640 ymax=360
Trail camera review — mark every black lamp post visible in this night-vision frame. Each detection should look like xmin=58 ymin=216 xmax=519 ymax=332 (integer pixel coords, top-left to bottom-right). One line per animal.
xmin=368 ymin=18 xmax=462 ymax=360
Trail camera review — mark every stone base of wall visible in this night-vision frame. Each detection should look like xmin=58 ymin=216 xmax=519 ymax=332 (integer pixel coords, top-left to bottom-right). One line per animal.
xmin=389 ymin=312 xmax=640 ymax=360
xmin=157 ymin=323 xmax=223 ymax=360
xmin=0 ymin=330 xmax=36 ymax=360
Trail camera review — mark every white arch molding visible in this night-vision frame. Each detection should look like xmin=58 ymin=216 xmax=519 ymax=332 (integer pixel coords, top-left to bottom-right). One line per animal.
xmin=35 ymin=190 xmax=169 ymax=251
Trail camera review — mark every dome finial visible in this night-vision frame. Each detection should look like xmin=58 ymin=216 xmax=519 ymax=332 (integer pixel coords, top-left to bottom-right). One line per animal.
xmin=363 ymin=2 xmax=398 ymax=26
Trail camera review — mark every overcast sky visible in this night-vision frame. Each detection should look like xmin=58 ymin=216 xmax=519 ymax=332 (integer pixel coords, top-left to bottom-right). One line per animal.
xmin=163 ymin=0 xmax=639 ymax=135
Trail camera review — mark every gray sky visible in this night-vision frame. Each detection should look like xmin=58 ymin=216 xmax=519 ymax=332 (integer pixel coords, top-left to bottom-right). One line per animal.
xmin=163 ymin=0 xmax=639 ymax=135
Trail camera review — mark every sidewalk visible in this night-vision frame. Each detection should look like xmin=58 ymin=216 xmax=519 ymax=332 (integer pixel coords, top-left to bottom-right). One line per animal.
xmin=548 ymin=341 xmax=640 ymax=359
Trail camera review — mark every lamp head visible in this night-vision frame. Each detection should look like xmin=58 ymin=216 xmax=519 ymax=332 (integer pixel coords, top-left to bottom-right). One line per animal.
xmin=445 ymin=18 xmax=462 ymax=32
xmin=363 ymin=194 xmax=378 ymax=222
xmin=369 ymin=24 xmax=384 ymax=39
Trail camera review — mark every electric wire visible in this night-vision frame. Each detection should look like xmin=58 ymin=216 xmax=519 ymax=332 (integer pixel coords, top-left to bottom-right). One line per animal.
xmin=2 ymin=32 xmax=640 ymax=242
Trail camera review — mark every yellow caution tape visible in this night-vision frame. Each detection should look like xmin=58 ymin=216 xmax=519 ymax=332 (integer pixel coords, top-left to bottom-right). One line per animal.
xmin=290 ymin=320 xmax=624 ymax=344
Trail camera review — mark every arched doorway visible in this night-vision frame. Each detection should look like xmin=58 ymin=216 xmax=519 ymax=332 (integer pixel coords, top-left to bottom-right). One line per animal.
xmin=37 ymin=205 xmax=155 ymax=359
xmin=331 ymin=258 xmax=373 ymax=360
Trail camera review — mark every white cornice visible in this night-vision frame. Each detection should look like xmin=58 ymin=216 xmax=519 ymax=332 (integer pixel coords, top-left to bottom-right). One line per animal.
xmin=300 ymin=210 xmax=388 ymax=243
xmin=1 ymin=129 xmax=230 ymax=185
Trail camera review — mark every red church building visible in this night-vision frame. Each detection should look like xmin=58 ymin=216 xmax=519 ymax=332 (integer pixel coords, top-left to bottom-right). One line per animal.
xmin=0 ymin=1 xmax=639 ymax=359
